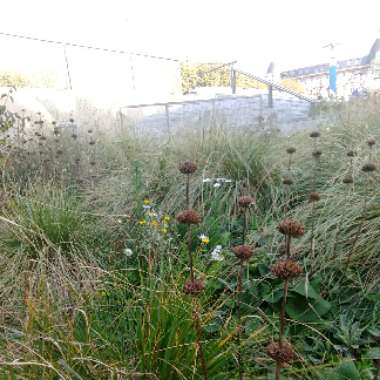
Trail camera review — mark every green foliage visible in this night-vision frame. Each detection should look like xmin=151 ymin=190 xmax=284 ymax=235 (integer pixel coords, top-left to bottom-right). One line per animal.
xmin=180 ymin=63 xmax=266 ymax=94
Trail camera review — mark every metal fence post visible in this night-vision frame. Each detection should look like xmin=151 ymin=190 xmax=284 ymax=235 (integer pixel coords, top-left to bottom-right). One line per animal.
xmin=165 ymin=104 xmax=171 ymax=140
xmin=268 ymin=85 xmax=273 ymax=108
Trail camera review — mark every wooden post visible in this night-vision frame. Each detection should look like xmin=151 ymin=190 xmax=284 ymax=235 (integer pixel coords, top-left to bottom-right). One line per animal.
xmin=268 ymin=85 xmax=273 ymax=108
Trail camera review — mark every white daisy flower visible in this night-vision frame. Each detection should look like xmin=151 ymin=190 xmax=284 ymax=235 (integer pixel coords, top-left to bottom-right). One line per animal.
xmin=211 ymin=245 xmax=223 ymax=261
xmin=124 ymin=248 xmax=133 ymax=257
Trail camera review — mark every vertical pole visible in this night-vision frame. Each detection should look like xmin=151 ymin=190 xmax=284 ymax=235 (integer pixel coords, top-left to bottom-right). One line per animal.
xmin=230 ymin=67 xmax=237 ymax=94
xmin=165 ymin=104 xmax=171 ymax=140
xmin=63 ymin=44 xmax=73 ymax=90
xmin=268 ymin=85 xmax=273 ymax=108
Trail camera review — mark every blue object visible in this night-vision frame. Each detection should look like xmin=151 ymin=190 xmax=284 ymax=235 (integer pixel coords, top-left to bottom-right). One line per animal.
xmin=329 ymin=65 xmax=337 ymax=93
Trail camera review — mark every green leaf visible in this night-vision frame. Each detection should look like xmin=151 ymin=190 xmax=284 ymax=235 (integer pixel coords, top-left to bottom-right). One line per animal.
xmin=286 ymin=293 xmax=331 ymax=322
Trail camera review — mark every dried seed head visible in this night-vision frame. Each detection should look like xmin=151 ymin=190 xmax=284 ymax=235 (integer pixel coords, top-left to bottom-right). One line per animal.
xmin=343 ymin=174 xmax=354 ymax=184
xmin=90 ymin=161 xmax=96 ymax=166
xmin=176 ymin=209 xmax=202 ymax=225
xmin=178 ymin=161 xmax=197 ymax=174
xmin=367 ymin=138 xmax=376 ymax=147
xmin=71 ymin=134 xmax=78 ymax=139
xmin=312 ymin=150 xmax=322 ymax=158
xmin=272 ymin=259 xmax=303 ymax=280
xmin=310 ymin=131 xmax=321 ymax=138
xmin=362 ymin=163 xmax=376 ymax=173
xmin=69 ymin=118 xmax=74 ymax=123
xmin=238 ymin=195 xmax=255 ymax=208
xmin=277 ymin=219 xmax=305 ymax=238
xmin=309 ymin=192 xmax=320 ymax=202
xmin=347 ymin=150 xmax=356 ymax=157
xmin=89 ymin=140 xmax=96 ymax=145
xmin=88 ymin=129 xmax=93 ymax=134
xmin=286 ymin=147 xmax=296 ymax=155
xmin=232 ymin=245 xmax=254 ymax=261
xmin=183 ymin=278 xmax=205 ymax=296
xmin=266 ymin=341 xmax=295 ymax=363
xmin=282 ymin=177 xmax=293 ymax=186
xmin=56 ymin=149 xmax=63 ymax=155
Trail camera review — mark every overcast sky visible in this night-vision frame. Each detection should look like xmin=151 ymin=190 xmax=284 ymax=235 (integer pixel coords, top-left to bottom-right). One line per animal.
xmin=1 ymin=0 xmax=380 ymax=76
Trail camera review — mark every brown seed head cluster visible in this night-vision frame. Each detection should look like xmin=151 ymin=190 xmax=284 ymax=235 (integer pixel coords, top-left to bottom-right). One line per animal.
xmin=367 ymin=138 xmax=376 ymax=147
xmin=283 ymin=177 xmax=293 ymax=186
xmin=309 ymin=192 xmax=320 ymax=202
xmin=238 ymin=195 xmax=255 ymax=208
xmin=266 ymin=341 xmax=295 ymax=363
xmin=309 ymin=131 xmax=321 ymax=138
xmin=179 ymin=161 xmax=197 ymax=174
xmin=362 ymin=163 xmax=376 ymax=173
xmin=342 ymin=174 xmax=354 ymax=184
xmin=272 ymin=259 xmax=303 ymax=280
xmin=232 ymin=245 xmax=254 ymax=261
xmin=176 ymin=209 xmax=202 ymax=225
xmin=312 ymin=150 xmax=322 ymax=158
xmin=286 ymin=147 xmax=296 ymax=155
xmin=183 ymin=278 xmax=205 ymax=296
xmin=277 ymin=219 xmax=305 ymax=238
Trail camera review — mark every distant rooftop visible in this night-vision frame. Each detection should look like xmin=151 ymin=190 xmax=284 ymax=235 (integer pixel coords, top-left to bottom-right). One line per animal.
xmin=281 ymin=38 xmax=380 ymax=78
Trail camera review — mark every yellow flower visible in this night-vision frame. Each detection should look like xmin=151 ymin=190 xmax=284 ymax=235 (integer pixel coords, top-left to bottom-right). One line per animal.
xmin=150 ymin=220 xmax=159 ymax=227
xmin=160 ymin=227 xmax=168 ymax=234
xmin=199 ymin=234 xmax=210 ymax=244
xmin=163 ymin=215 xmax=170 ymax=222
xmin=143 ymin=198 xmax=151 ymax=206
xmin=138 ymin=219 xmax=146 ymax=225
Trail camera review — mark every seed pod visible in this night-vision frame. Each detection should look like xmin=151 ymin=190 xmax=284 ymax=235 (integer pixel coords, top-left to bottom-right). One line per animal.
xmin=266 ymin=341 xmax=295 ymax=363
xmin=310 ymin=131 xmax=321 ymax=138
xmin=272 ymin=259 xmax=303 ymax=280
xmin=286 ymin=147 xmax=296 ymax=154
xmin=89 ymin=140 xmax=96 ymax=145
xmin=343 ymin=174 xmax=354 ymax=184
xmin=362 ymin=163 xmax=376 ymax=173
xmin=183 ymin=278 xmax=205 ymax=296
xmin=178 ymin=161 xmax=197 ymax=174
xmin=231 ymin=245 xmax=254 ymax=261
xmin=176 ymin=209 xmax=202 ymax=225
xmin=238 ymin=195 xmax=255 ymax=208
xmin=277 ymin=219 xmax=305 ymax=238
xmin=367 ymin=138 xmax=376 ymax=147
xmin=312 ymin=150 xmax=322 ymax=158
xmin=309 ymin=192 xmax=320 ymax=202
xmin=282 ymin=177 xmax=293 ymax=186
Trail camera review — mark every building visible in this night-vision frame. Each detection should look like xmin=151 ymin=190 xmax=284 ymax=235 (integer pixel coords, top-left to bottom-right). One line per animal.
xmin=280 ymin=38 xmax=380 ymax=99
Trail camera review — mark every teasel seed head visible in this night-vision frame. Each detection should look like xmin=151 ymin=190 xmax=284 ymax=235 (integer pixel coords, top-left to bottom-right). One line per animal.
xmin=183 ymin=278 xmax=205 ymax=296
xmin=277 ymin=219 xmax=305 ymax=238
xmin=231 ymin=245 xmax=254 ymax=261
xmin=178 ymin=161 xmax=197 ymax=174
xmin=309 ymin=131 xmax=320 ymax=138
xmin=309 ymin=192 xmax=320 ymax=202
xmin=282 ymin=177 xmax=293 ymax=186
xmin=286 ymin=147 xmax=296 ymax=155
xmin=266 ymin=341 xmax=295 ymax=364
xmin=312 ymin=150 xmax=322 ymax=159
xmin=272 ymin=259 xmax=303 ymax=280
xmin=89 ymin=139 xmax=96 ymax=145
xmin=362 ymin=163 xmax=376 ymax=173
xmin=343 ymin=174 xmax=354 ymax=184
xmin=176 ymin=209 xmax=202 ymax=225
xmin=237 ymin=195 xmax=255 ymax=208
xmin=367 ymin=138 xmax=376 ymax=147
